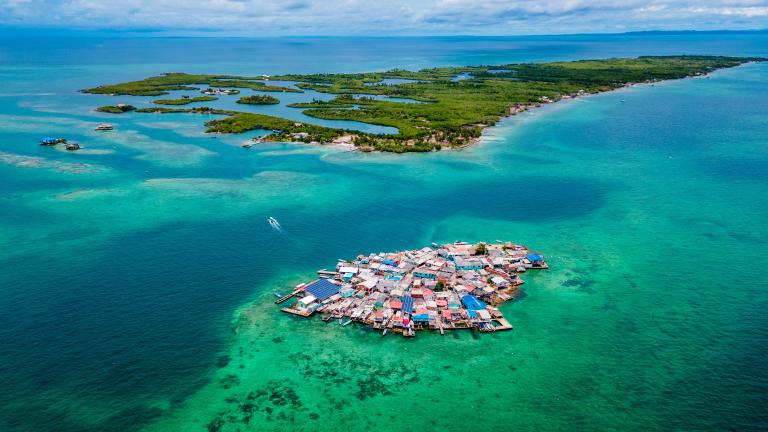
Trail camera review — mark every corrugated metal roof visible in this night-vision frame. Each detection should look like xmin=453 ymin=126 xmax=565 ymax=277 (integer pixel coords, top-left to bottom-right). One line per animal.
xmin=400 ymin=295 xmax=414 ymax=314
xmin=461 ymin=294 xmax=487 ymax=310
xmin=527 ymin=253 xmax=543 ymax=262
xmin=304 ymin=279 xmax=340 ymax=300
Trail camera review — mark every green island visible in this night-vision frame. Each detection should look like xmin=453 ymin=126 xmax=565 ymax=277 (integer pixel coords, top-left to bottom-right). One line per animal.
xmin=95 ymin=104 xmax=137 ymax=114
xmin=85 ymin=56 xmax=764 ymax=152
xmin=83 ymin=73 xmax=299 ymax=96
xmin=236 ymin=95 xmax=280 ymax=105
xmin=153 ymin=95 xmax=218 ymax=105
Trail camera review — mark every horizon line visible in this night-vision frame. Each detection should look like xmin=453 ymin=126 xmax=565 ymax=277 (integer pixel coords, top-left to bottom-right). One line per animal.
xmin=0 ymin=27 xmax=766 ymax=38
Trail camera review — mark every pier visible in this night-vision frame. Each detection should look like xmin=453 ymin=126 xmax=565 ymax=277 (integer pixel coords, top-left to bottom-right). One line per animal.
xmin=274 ymin=292 xmax=298 ymax=304
xmin=278 ymin=241 xmax=547 ymax=337
xmin=280 ymin=307 xmax=312 ymax=317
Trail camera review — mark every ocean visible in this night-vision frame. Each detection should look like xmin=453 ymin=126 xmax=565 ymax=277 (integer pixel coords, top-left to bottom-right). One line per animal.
xmin=0 ymin=33 xmax=766 ymax=431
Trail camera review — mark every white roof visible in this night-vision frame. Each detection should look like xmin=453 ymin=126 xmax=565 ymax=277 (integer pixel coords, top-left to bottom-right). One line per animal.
xmin=360 ymin=279 xmax=378 ymax=289
xmin=299 ymin=295 xmax=317 ymax=304
xmin=477 ymin=309 xmax=491 ymax=320
xmin=339 ymin=266 xmax=359 ymax=274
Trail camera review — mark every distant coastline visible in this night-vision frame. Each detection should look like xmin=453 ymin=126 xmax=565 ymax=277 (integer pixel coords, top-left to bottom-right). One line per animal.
xmin=84 ymin=55 xmax=765 ymax=153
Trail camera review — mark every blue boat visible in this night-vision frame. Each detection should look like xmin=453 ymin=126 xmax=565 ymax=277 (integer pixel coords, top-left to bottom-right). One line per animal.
xmin=40 ymin=137 xmax=66 ymax=146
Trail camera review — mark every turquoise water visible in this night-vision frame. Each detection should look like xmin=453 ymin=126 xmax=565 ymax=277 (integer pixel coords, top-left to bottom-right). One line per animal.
xmin=0 ymin=34 xmax=767 ymax=431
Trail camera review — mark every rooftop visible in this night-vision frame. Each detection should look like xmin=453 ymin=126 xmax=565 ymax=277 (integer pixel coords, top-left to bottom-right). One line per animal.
xmin=278 ymin=241 xmax=548 ymax=337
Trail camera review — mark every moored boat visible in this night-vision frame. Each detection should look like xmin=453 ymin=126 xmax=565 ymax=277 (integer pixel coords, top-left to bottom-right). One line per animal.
xmin=40 ymin=137 xmax=67 ymax=146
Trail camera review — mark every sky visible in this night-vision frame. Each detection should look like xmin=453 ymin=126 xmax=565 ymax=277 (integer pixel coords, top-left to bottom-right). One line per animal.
xmin=0 ymin=0 xmax=767 ymax=35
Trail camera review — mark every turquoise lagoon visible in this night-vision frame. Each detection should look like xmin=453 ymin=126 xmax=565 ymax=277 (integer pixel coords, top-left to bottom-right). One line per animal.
xmin=0 ymin=34 xmax=767 ymax=431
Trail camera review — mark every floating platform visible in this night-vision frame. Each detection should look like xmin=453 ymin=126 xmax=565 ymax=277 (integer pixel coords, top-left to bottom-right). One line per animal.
xmin=281 ymin=307 xmax=312 ymax=317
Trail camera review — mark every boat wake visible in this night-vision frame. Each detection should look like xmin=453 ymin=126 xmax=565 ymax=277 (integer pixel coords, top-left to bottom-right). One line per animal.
xmin=268 ymin=216 xmax=282 ymax=231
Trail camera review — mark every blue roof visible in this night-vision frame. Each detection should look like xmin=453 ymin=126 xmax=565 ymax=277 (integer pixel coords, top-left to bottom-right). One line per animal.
xmin=304 ymin=279 xmax=340 ymax=300
xmin=467 ymin=309 xmax=477 ymax=318
xmin=461 ymin=294 xmax=487 ymax=311
xmin=413 ymin=314 xmax=430 ymax=321
xmin=527 ymin=254 xmax=543 ymax=262
xmin=400 ymin=295 xmax=414 ymax=314
xmin=382 ymin=259 xmax=396 ymax=266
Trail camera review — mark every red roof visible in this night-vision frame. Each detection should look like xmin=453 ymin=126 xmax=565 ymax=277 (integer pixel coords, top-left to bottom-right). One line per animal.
xmin=423 ymin=289 xmax=434 ymax=296
xmin=391 ymin=300 xmax=403 ymax=309
xmin=442 ymin=310 xmax=452 ymax=319
xmin=436 ymin=299 xmax=448 ymax=307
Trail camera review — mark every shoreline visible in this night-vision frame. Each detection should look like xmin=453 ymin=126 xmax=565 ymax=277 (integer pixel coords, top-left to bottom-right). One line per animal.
xmin=298 ymin=63 xmax=746 ymax=153
xmin=275 ymin=241 xmax=548 ymax=337
xmin=84 ymin=56 xmax=762 ymax=154
xmin=456 ymin=63 xmax=752 ymax=152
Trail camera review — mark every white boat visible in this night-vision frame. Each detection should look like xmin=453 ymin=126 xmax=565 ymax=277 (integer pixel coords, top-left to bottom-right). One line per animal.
xmin=268 ymin=217 xmax=281 ymax=230
xmin=95 ymin=123 xmax=113 ymax=131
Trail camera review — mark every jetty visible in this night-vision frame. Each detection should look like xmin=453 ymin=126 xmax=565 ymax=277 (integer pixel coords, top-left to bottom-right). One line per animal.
xmin=275 ymin=283 xmax=305 ymax=304
xmin=278 ymin=241 xmax=548 ymax=337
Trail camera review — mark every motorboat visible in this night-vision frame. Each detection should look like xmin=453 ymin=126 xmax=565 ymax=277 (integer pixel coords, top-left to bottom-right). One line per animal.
xmin=268 ymin=217 xmax=281 ymax=230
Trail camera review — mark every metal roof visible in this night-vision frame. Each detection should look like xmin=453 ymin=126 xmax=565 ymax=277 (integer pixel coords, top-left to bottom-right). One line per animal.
xmin=304 ymin=279 xmax=340 ymax=300
xmin=461 ymin=294 xmax=487 ymax=311
xmin=400 ymin=295 xmax=414 ymax=314
xmin=527 ymin=254 xmax=543 ymax=262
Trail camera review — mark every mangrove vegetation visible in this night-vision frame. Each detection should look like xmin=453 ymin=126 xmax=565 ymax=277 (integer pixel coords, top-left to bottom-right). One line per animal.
xmin=85 ymin=56 xmax=763 ymax=152
xmin=96 ymin=104 xmax=137 ymax=114
xmin=236 ymin=95 xmax=280 ymax=105
xmin=153 ymin=95 xmax=218 ymax=105
xmin=83 ymin=73 xmax=299 ymax=96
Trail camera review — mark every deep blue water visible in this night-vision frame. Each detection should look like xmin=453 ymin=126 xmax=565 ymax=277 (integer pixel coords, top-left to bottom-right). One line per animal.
xmin=0 ymin=33 xmax=767 ymax=431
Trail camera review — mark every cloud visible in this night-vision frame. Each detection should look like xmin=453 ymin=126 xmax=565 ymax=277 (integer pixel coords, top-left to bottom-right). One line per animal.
xmin=0 ymin=0 xmax=766 ymax=34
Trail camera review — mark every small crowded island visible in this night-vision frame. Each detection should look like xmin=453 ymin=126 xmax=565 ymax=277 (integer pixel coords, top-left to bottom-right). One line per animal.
xmin=276 ymin=241 xmax=547 ymax=337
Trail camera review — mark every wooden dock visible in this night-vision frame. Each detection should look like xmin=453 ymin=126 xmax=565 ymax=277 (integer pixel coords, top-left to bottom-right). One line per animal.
xmin=492 ymin=317 xmax=514 ymax=331
xmin=280 ymin=307 xmax=313 ymax=317
xmin=275 ymin=291 xmax=298 ymax=304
